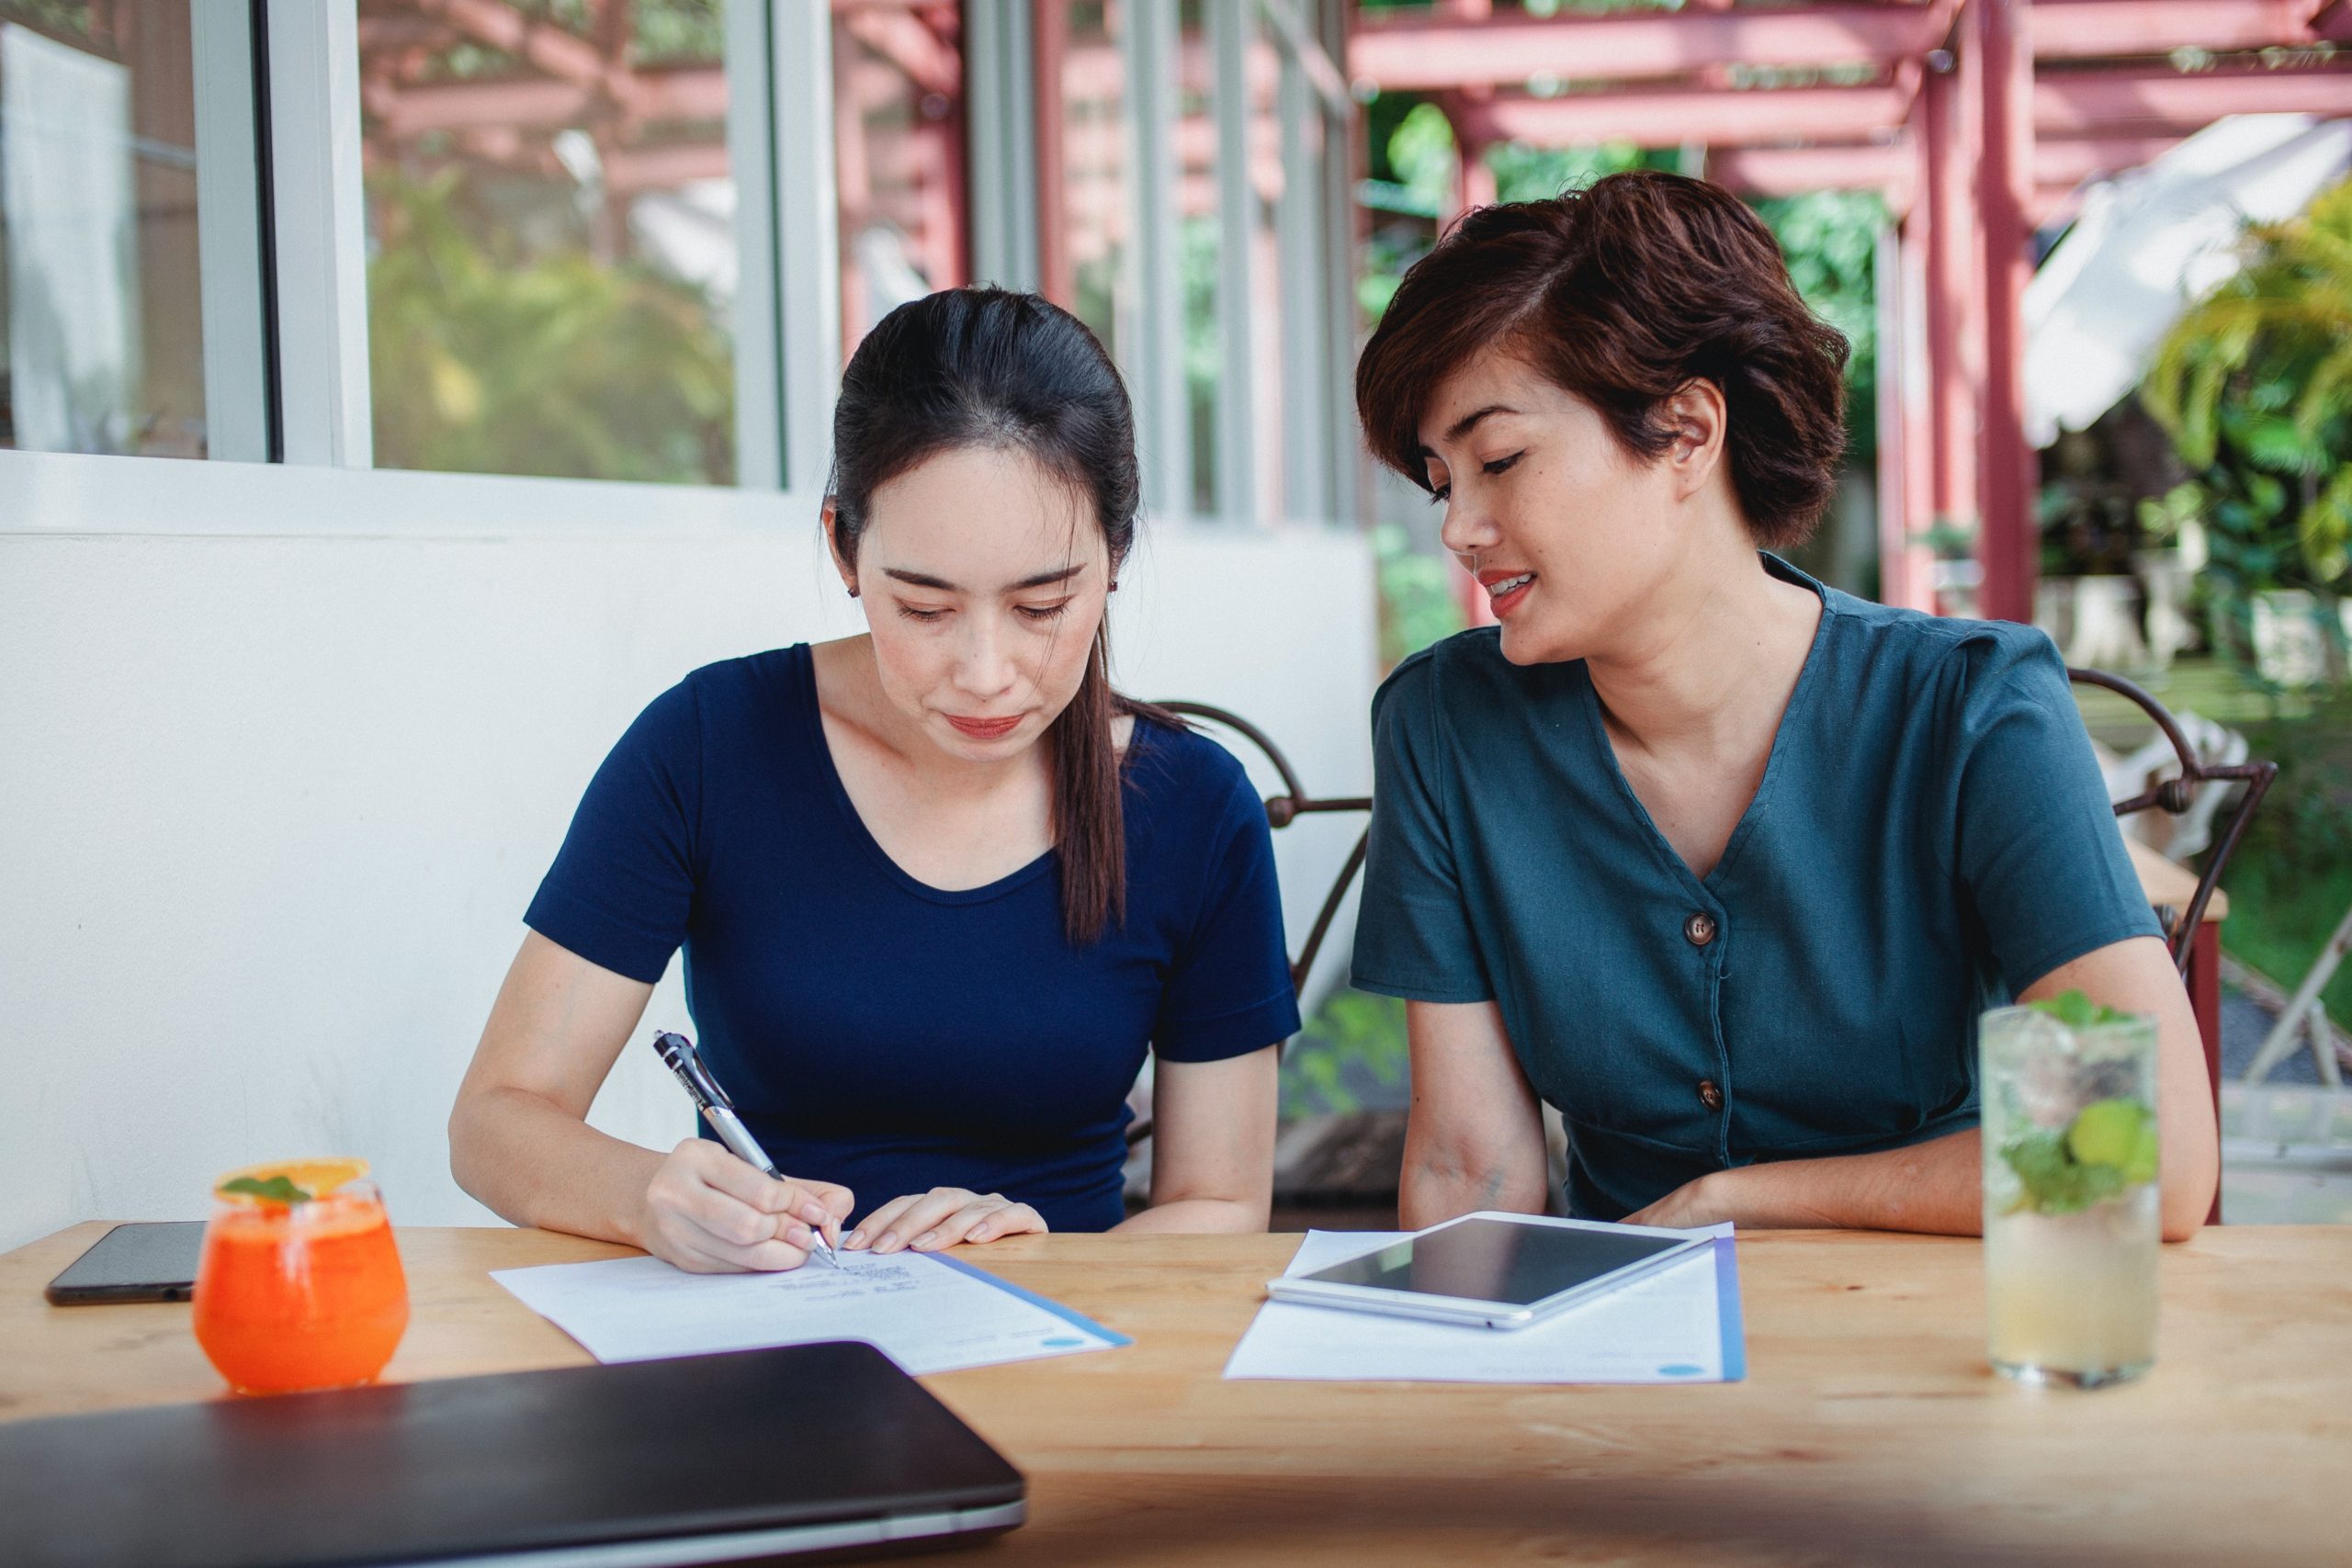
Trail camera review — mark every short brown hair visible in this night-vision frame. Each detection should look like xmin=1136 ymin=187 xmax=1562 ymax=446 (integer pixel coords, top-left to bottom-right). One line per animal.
xmin=1354 ymin=170 xmax=1850 ymax=547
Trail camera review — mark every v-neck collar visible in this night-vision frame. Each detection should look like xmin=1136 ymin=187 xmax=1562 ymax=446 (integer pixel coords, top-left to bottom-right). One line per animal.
xmin=790 ymin=644 xmax=1060 ymax=907
xmin=1574 ymin=554 xmax=1835 ymax=899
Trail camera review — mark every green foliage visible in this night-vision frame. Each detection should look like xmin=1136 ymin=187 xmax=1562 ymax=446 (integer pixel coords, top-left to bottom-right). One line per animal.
xmin=1387 ymin=102 xmax=1462 ymax=210
xmin=1753 ymin=189 xmax=1884 ymax=462
xmin=628 ymin=0 xmax=726 ymax=65
xmin=2142 ymin=178 xmax=2352 ymax=646
xmin=1180 ymin=214 xmax=1223 ymax=512
xmin=1374 ymin=524 xmax=1467 ymax=664
xmin=1282 ymin=989 xmax=1410 ymax=1120
xmin=1487 ymin=141 xmax=1671 ymax=204
xmin=366 ymin=171 xmax=735 ymax=485
xmin=0 ymin=1 xmax=92 ymax=39
xmin=2224 ymin=684 xmax=2352 ymax=1024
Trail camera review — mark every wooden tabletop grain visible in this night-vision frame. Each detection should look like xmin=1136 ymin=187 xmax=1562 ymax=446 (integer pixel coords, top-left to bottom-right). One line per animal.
xmin=5 ymin=1222 xmax=2347 ymax=1566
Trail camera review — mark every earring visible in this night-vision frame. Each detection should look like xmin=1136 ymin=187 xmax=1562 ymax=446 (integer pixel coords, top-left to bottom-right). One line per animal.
xmin=1108 ymin=579 xmax=1120 ymax=592
xmin=846 ymin=584 xmax=860 ymax=599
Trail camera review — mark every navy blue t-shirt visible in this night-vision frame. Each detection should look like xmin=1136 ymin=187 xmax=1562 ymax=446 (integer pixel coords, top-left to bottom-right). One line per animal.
xmin=525 ymin=645 xmax=1300 ymax=1234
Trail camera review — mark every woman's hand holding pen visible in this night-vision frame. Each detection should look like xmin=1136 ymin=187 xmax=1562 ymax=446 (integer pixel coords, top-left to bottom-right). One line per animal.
xmin=635 ymin=1139 xmax=854 ymax=1274
xmin=846 ymin=1188 xmax=1047 ymax=1255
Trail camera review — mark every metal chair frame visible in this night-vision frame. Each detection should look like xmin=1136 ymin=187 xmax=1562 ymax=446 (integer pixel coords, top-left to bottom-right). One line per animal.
xmin=1124 ymin=703 xmax=1371 ymax=1150
xmin=2065 ymin=668 xmax=2277 ymax=975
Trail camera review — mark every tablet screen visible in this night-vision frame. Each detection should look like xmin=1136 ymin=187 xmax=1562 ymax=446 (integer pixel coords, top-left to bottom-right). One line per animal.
xmin=1303 ymin=1219 xmax=1690 ymax=1306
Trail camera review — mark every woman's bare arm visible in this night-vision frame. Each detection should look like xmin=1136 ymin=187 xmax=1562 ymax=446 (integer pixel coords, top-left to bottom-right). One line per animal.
xmin=1115 ymin=1045 xmax=1280 ymax=1234
xmin=1398 ymin=999 xmax=1552 ymax=1228
xmin=449 ymin=931 xmax=850 ymax=1269
xmin=1626 ymin=935 xmax=2217 ymax=1240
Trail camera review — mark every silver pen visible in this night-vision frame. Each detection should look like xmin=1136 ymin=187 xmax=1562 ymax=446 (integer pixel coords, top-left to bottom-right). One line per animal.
xmin=650 ymin=1030 xmax=841 ymax=1267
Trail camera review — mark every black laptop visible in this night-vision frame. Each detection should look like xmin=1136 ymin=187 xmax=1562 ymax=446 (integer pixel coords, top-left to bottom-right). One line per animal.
xmin=0 ymin=1343 xmax=1023 ymax=1567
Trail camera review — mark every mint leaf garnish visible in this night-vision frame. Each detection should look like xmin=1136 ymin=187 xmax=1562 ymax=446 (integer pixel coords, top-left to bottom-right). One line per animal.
xmin=2000 ymin=1096 xmax=2158 ymax=1214
xmin=220 ymin=1175 xmax=310 ymax=1204
xmin=2026 ymin=989 xmax=2135 ymax=1029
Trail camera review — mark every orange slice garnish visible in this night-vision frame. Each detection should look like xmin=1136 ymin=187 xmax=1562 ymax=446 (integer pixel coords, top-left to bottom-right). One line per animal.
xmin=214 ymin=1157 xmax=370 ymax=1205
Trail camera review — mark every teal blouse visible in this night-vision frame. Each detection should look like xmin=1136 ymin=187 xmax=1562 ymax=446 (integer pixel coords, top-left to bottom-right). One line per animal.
xmin=1351 ymin=557 xmax=2162 ymax=1220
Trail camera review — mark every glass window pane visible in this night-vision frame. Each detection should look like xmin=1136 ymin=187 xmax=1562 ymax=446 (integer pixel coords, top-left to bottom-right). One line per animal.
xmin=1238 ymin=7 xmax=1283 ymax=523
xmin=359 ymin=0 xmax=741 ymax=485
xmin=1044 ymin=1 xmax=1125 ymax=361
xmin=832 ymin=1 xmax=965 ymax=355
xmin=0 ymin=3 xmax=215 ymax=457
xmin=1179 ymin=0 xmax=1215 ymax=515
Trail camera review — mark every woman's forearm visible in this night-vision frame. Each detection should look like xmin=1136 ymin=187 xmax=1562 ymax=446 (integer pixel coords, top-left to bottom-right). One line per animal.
xmin=448 ymin=1084 xmax=662 ymax=1247
xmin=1112 ymin=1195 xmax=1266 ymax=1235
xmin=1399 ymin=1126 xmax=1549 ymax=1230
xmin=1679 ymin=1129 xmax=1984 ymax=1234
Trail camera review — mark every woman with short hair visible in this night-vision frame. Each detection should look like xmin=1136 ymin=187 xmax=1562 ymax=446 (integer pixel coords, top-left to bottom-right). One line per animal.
xmin=1351 ymin=171 xmax=2215 ymax=1237
xmin=450 ymin=288 xmax=1295 ymax=1270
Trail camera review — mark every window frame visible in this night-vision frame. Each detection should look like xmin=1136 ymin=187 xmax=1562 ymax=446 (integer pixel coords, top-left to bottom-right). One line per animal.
xmin=2 ymin=1 xmax=1361 ymax=536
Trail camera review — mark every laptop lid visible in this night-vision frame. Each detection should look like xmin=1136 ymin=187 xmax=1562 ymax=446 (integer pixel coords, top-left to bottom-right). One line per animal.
xmin=0 ymin=1342 xmax=1024 ymax=1568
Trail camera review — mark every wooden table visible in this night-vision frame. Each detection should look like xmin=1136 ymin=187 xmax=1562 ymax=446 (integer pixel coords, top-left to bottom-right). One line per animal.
xmin=7 ymin=1224 xmax=2350 ymax=1565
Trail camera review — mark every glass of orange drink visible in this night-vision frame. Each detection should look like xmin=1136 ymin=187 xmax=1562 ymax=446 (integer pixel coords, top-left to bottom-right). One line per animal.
xmin=193 ymin=1158 xmax=409 ymax=1395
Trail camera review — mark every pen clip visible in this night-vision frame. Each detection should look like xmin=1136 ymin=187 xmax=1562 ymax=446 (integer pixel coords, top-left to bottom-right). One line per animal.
xmin=651 ymin=1031 xmax=735 ymax=1111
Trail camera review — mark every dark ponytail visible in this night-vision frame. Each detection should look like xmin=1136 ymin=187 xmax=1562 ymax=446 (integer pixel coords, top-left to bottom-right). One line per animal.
xmin=828 ymin=287 xmax=1169 ymax=946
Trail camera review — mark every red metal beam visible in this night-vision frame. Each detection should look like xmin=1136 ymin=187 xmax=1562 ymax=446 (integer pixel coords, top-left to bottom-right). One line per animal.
xmin=413 ymin=0 xmax=644 ymax=117
xmin=2035 ymin=132 xmax=2184 ymax=186
xmin=1348 ymin=3 xmax=1956 ymax=94
xmin=1351 ymin=1 xmax=2341 ymax=94
xmin=1705 ymin=141 xmax=1911 ymax=200
xmin=2032 ymin=0 xmax=2341 ymax=59
xmin=1976 ymin=0 xmax=2038 ymax=626
xmin=2038 ymin=62 xmax=2352 ymax=133
xmin=1686 ymin=134 xmax=2185 ymax=202
xmin=1924 ymin=59 xmax=1981 ymax=597
xmin=368 ymin=66 xmax=726 ymax=139
xmin=1447 ymin=62 xmax=2346 ymax=159
xmin=1462 ymin=80 xmax=1914 ymax=151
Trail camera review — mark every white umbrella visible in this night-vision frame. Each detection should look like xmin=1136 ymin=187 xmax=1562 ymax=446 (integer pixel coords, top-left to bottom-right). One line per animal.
xmin=2024 ymin=114 xmax=2352 ymax=448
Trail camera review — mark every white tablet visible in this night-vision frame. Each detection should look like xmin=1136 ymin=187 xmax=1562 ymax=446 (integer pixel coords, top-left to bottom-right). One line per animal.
xmin=1262 ymin=1212 xmax=1711 ymax=1330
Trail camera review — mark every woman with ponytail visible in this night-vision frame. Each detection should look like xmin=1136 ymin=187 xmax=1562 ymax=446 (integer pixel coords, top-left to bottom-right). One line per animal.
xmin=450 ymin=288 xmax=1295 ymax=1271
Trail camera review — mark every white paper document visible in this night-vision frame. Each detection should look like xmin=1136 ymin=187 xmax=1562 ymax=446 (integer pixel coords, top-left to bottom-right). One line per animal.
xmin=1223 ymin=1223 xmax=1746 ymax=1384
xmin=492 ymin=1247 xmax=1128 ymax=1376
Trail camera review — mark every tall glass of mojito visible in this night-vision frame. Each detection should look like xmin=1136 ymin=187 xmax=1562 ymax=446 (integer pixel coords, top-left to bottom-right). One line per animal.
xmin=1980 ymin=993 xmax=2161 ymax=1388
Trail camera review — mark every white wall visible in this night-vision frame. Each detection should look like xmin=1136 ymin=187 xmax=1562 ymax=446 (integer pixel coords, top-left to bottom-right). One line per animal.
xmin=0 ymin=453 xmax=1374 ymax=1251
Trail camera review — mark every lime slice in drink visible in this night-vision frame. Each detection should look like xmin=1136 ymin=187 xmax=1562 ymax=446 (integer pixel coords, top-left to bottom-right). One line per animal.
xmin=2066 ymin=1099 xmax=2154 ymax=1175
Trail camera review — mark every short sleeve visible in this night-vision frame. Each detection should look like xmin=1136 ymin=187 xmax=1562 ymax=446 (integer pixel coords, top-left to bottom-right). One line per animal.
xmin=1351 ymin=652 xmax=1494 ymax=1004
xmin=523 ymin=679 xmax=704 ymax=985
xmin=1151 ymin=760 xmax=1302 ymax=1062
xmin=1948 ymin=630 xmax=2164 ymax=993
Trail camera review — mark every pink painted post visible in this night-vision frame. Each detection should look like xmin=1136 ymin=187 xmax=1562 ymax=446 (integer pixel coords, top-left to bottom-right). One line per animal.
xmin=1881 ymin=94 xmax=1938 ymax=614
xmin=1974 ymin=0 xmax=2038 ymax=626
xmin=1923 ymin=54 xmax=1980 ymax=613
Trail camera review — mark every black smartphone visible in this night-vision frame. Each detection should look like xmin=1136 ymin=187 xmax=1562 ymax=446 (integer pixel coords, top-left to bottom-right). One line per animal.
xmin=43 ymin=1222 xmax=206 ymax=1305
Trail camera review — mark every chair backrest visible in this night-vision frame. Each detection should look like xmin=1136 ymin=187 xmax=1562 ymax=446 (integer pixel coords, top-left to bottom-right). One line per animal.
xmin=1153 ymin=702 xmax=1372 ymax=993
xmin=1122 ymin=704 xmax=1370 ymax=1155
xmin=2066 ymin=668 xmax=2278 ymax=975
